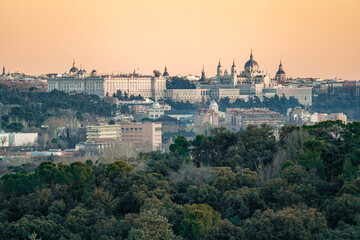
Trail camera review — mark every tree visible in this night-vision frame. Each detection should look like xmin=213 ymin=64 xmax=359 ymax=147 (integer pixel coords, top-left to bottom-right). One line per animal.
xmin=169 ymin=136 xmax=190 ymax=157
xmin=239 ymin=124 xmax=278 ymax=170
xmin=127 ymin=210 xmax=181 ymax=240
xmin=243 ymin=205 xmax=329 ymax=240
xmin=204 ymin=220 xmax=243 ymax=240
xmin=106 ymin=160 xmax=134 ymax=179
xmin=6 ymin=122 xmax=24 ymax=132
xmin=153 ymin=70 xmax=161 ymax=77
xmin=181 ymin=204 xmax=221 ymax=240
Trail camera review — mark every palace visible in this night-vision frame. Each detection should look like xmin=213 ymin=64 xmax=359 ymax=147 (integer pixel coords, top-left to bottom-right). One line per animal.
xmin=47 ymin=61 xmax=166 ymax=99
xmin=47 ymin=53 xmax=311 ymax=105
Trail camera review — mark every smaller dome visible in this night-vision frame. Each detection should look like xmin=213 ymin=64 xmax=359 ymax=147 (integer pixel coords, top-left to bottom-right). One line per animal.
xmin=152 ymin=101 xmax=161 ymax=108
xmin=77 ymin=69 xmax=85 ymax=75
xmin=209 ymin=100 xmax=219 ymax=112
xmin=91 ymin=69 xmax=97 ymax=77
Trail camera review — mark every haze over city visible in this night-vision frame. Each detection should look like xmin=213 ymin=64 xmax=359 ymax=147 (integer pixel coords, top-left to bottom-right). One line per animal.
xmin=0 ymin=0 xmax=359 ymax=79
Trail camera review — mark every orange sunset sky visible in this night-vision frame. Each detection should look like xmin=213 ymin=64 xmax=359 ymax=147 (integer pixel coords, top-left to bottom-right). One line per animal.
xmin=0 ymin=0 xmax=359 ymax=79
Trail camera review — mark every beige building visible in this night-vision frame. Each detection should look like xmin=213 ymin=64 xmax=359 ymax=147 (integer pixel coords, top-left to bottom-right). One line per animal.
xmin=86 ymin=124 xmax=122 ymax=141
xmin=226 ymin=108 xmax=285 ymax=130
xmin=120 ymin=122 xmax=162 ymax=151
xmin=288 ymin=108 xmax=347 ymax=125
xmin=48 ymin=62 xmax=166 ymax=99
xmin=0 ymin=132 xmax=38 ymax=147
xmin=194 ymin=100 xmax=221 ymax=127
xmin=148 ymin=101 xmax=171 ymax=119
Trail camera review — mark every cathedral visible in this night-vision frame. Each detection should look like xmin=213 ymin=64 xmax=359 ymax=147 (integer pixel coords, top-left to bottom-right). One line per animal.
xmin=215 ymin=50 xmax=273 ymax=88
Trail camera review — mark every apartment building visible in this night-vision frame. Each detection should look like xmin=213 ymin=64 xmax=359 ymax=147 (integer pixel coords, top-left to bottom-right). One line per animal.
xmin=120 ymin=122 xmax=162 ymax=151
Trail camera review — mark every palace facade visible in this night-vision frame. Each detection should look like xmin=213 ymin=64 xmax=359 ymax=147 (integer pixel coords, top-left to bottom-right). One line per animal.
xmin=47 ymin=61 xmax=166 ymax=99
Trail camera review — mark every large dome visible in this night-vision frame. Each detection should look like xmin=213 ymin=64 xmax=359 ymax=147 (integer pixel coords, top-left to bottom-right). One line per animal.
xmin=69 ymin=60 xmax=78 ymax=73
xmin=244 ymin=51 xmax=259 ymax=71
xmin=70 ymin=66 xmax=79 ymax=73
xmin=276 ymin=69 xmax=285 ymax=75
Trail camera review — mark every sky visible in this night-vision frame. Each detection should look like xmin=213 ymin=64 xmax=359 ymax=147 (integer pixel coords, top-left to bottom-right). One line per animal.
xmin=0 ymin=0 xmax=359 ymax=79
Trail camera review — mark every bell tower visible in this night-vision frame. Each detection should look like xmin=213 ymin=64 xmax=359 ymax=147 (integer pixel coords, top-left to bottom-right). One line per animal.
xmin=217 ymin=59 xmax=222 ymax=77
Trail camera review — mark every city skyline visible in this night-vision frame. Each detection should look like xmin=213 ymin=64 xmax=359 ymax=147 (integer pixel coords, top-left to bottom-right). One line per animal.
xmin=0 ymin=0 xmax=359 ymax=79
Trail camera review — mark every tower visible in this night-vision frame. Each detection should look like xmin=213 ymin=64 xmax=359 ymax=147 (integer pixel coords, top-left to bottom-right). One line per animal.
xmin=275 ymin=60 xmax=287 ymax=80
xmin=200 ymin=65 xmax=206 ymax=82
xmin=163 ymin=65 xmax=169 ymax=77
xmin=217 ymin=59 xmax=222 ymax=77
xmin=2 ymin=65 xmax=5 ymax=76
xmin=231 ymin=59 xmax=237 ymax=76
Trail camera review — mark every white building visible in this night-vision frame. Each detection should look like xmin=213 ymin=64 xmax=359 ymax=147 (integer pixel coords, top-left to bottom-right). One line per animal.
xmin=48 ymin=62 xmax=166 ymax=99
xmin=0 ymin=132 xmax=38 ymax=147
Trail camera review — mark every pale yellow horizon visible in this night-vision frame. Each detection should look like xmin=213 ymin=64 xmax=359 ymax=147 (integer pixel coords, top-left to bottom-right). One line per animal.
xmin=0 ymin=0 xmax=359 ymax=79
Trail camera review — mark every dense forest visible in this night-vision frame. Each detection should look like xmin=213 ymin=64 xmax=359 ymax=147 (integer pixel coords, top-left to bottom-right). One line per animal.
xmin=312 ymin=94 xmax=360 ymax=120
xmin=0 ymin=84 xmax=116 ymax=131
xmin=0 ymin=121 xmax=359 ymax=239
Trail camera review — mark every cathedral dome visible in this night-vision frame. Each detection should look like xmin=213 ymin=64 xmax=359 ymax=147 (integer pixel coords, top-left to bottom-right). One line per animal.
xmin=91 ymin=69 xmax=97 ymax=77
xmin=276 ymin=69 xmax=285 ymax=75
xmin=244 ymin=51 xmax=259 ymax=71
xmin=69 ymin=60 xmax=79 ymax=74
xmin=70 ymin=66 xmax=79 ymax=73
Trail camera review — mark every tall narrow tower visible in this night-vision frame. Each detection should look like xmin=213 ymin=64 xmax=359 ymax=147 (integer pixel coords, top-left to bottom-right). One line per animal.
xmin=2 ymin=65 xmax=5 ymax=76
xmin=275 ymin=60 xmax=287 ymax=80
xmin=163 ymin=65 xmax=169 ymax=77
xmin=217 ymin=59 xmax=222 ymax=77
xmin=200 ymin=65 xmax=206 ymax=81
xmin=231 ymin=59 xmax=237 ymax=76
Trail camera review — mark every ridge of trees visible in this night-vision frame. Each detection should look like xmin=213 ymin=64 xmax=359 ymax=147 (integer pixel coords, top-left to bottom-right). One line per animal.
xmin=0 ymin=84 xmax=116 ymax=130
xmin=0 ymin=121 xmax=359 ymax=239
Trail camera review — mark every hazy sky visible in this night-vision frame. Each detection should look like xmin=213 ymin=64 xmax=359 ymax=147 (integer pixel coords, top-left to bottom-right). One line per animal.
xmin=0 ymin=0 xmax=359 ymax=79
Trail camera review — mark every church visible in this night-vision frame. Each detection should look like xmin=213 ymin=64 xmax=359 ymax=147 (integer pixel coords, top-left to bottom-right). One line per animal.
xmin=215 ymin=50 xmax=273 ymax=88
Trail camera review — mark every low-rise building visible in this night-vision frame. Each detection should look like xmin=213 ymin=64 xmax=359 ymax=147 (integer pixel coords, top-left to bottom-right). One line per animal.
xmin=226 ymin=108 xmax=284 ymax=130
xmin=0 ymin=131 xmax=38 ymax=147
xmin=86 ymin=124 xmax=122 ymax=141
xmin=194 ymin=100 xmax=221 ymax=127
xmin=288 ymin=108 xmax=347 ymax=125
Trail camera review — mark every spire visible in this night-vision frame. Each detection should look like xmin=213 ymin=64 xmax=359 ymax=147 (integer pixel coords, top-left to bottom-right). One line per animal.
xmin=73 ymin=58 xmax=76 ymax=67
xmin=2 ymin=65 xmax=5 ymax=76
xmin=279 ymin=60 xmax=283 ymax=70
xmin=231 ymin=59 xmax=237 ymax=76
xmin=217 ymin=59 xmax=222 ymax=76
xmin=201 ymin=65 xmax=206 ymax=81
xmin=163 ymin=65 xmax=169 ymax=76
xmin=250 ymin=49 xmax=253 ymax=60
